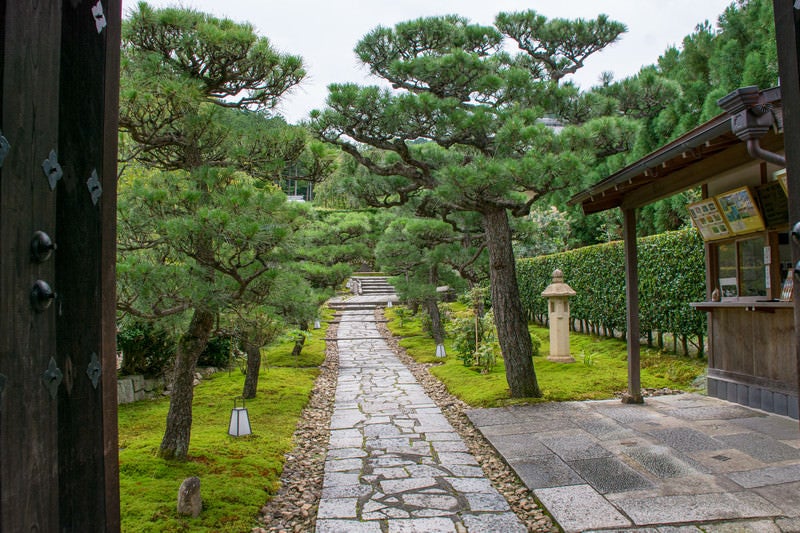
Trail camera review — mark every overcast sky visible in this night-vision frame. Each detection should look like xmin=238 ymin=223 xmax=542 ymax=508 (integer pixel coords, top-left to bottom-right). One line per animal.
xmin=122 ymin=1 xmax=735 ymax=123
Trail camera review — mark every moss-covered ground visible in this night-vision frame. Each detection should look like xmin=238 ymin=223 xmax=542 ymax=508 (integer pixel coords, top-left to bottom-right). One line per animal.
xmin=386 ymin=305 xmax=706 ymax=407
xmin=118 ymin=313 xmax=330 ymax=533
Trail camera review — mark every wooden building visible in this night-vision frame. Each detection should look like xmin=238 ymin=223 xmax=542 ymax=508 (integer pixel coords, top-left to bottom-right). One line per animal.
xmin=570 ymin=85 xmax=798 ymax=419
xmin=1 ymin=1 xmax=121 ymax=530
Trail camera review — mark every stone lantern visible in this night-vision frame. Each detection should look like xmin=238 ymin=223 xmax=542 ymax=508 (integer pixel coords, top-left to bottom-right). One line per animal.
xmin=541 ymin=269 xmax=576 ymax=363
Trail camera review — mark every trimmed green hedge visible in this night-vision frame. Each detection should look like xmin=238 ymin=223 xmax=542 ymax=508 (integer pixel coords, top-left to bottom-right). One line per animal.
xmin=518 ymin=229 xmax=706 ymax=352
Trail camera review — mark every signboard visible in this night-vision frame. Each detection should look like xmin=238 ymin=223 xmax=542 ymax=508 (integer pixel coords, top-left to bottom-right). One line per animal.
xmin=756 ymin=181 xmax=789 ymax=229
xmin=715 ymin=187 xmax=765 ymax=235
xmin=687 ymin=198 xmax=732 ymax=240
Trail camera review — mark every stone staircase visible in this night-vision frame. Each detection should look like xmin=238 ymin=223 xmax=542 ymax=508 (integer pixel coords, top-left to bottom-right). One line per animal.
xmin=353 ymin=276 xmax=395 ymax=296
xmin=327 ymin=276 xmax=398 ymax=312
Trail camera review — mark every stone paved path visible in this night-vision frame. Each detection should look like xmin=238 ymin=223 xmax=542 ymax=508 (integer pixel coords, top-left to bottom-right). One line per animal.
xmin=316 ymin=296 xmax=526 ymax=533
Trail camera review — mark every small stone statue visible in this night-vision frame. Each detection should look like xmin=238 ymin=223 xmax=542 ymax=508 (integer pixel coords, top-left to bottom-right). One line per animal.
xmin=711 ymin=287 xmax=721 ymax=302
xmin=177 ymin=476 xmax=202 ymax=517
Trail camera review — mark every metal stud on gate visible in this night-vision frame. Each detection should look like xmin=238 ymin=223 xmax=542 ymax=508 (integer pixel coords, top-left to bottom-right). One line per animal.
xmin=42 ymin=149 xmax=63 ymax=190
xmin=87 ymin=169 xmax=102 ymax=205
xmin=228 ymin=396 xmax=251 ymax=437
xmin=86 ymin=353 xmax=102 ymax=389
xmin=91 ymin=0 xmax=107 ymax=33
xmin=42 ymin=357 xmax=63 ymax=400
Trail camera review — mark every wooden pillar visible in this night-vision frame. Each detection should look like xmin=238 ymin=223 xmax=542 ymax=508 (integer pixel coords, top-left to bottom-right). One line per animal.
xmin=773 ymin=0 xmax=800 ymax=425
xmin=622 ymin=207 xmax=643 ymax=404
xmin=56 ymin=1 xmax=121 ymax=529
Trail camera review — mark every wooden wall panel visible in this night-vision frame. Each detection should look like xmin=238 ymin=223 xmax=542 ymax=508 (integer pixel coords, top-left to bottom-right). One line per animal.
xmin=709 ymin=308 xmax=797 ymax=393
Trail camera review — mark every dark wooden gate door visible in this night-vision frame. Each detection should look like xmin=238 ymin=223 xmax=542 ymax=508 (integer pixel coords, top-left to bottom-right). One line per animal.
xmin=0 ymin=1 xmax=121 ymax=530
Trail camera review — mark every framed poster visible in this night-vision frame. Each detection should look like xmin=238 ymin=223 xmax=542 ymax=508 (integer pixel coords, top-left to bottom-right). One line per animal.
xmin=686 ymin=198 xmax=732 ymax=240
xmin=715 ymin=187 xmax=765 ymax=235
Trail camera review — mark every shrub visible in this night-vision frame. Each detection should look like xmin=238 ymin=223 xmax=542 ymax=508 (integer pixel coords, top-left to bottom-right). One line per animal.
xmin=449 ymin=312 xmax=494 ymax=367
xmin=198 ymin=335 xmax=237 ymax=368
xmin=517 ymin=229 xmax=706 ymax=348
xmin=117 ymin=320 xmax=176 ymax=377
xmin=474 ymin=341 xmax=498 ymax=374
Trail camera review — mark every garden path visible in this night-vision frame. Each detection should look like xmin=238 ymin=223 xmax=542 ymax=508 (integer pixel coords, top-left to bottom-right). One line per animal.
xmin=316 ymin=288 xmax=526 ymax=533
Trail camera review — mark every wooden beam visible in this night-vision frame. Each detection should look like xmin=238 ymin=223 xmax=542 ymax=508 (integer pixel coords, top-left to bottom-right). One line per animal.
xmin=622 ymin=207 xmax=643 ymax=404
xmin=102 ymin=1 xmax=123 ymax=528
xmin=620 ymin=133 xmax=782 ymax=210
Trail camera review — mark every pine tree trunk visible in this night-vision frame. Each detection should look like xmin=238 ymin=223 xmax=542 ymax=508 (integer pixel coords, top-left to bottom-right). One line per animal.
xmin=483 ymin=208 xmax=541 ymax=398
xmin=159 ymin=307 xmax=215 ymax=460
xmin=292 ymin=322 xmax=308 ymax=357
xmin=425 ymin=298 xmax=445 ymax=345
xmin=242 ymin=339 xmax=261 ymax=399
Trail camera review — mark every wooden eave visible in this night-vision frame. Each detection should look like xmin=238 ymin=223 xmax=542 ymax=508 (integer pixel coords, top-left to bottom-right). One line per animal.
xmin=570 ymin=93 xmax=784 ymax=215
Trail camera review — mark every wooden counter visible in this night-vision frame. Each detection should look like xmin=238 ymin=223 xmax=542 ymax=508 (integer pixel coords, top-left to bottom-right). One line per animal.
xmin=692 ymin=301 xmax=798 ymax=416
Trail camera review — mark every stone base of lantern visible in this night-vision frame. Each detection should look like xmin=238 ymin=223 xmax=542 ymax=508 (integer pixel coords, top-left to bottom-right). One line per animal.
xmin=546 ymin=353 xmax=575 ymax=363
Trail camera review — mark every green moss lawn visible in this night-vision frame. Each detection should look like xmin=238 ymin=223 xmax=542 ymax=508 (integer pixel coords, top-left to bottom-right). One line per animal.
xmin=387 ymin=305 xmax=706 ymax=407
xmin=118 ymin=319 xmax=329 ymax=533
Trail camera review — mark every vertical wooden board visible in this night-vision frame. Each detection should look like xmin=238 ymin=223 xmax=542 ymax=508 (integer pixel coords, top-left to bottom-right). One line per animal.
xmin=0 ymin=2 xmax=62 ymax=531
xmin=56 ymin=0 xmax=120 ymax=529
xmin=713 ymin=309 xmax=756 ymax=376
xmin=753 ymin=310 xmax=796 ymax=384
xmin=101 ymin=0 xmax=122 ymax=528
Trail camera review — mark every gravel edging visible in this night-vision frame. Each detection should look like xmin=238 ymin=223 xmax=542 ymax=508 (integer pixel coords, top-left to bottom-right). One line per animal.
xmin=253 ymin=309 xmax=560 ymax=533
xmin=253 ymin=319 xmax=339 ymax=533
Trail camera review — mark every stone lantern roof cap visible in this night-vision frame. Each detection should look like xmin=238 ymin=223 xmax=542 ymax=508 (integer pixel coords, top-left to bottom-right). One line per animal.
xmin=541 ymin=269 xmax=576 ymax=297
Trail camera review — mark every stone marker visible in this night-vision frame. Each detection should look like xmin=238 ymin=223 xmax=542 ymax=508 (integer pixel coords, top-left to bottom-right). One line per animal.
xmin=177 ymin=476 xmax=202 ymax=517
xmin=541 ymin=269 xmax=576 ymax=363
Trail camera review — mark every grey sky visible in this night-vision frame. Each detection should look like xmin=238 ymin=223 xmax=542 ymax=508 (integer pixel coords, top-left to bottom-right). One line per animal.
xmin=123 ymin=1 xmax=735 ymax=123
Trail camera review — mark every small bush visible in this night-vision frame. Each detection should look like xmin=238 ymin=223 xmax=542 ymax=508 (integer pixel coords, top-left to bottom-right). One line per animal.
xmin=117 ymin=320 xmax=176 ymax=377
xmin=474 ymin=342 xmax=498 ymax=374
xmin=448 ymin=310 xmax=497 ymax=369
xmin=530 ymin=330 xmax=541 ymax=358
xmin=394 ymin=307 xmax=412 ymax=327
xmin=198 ymin=335 xmax=236 ymax=368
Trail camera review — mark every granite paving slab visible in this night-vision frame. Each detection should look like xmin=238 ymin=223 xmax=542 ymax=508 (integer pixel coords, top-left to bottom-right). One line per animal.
xmin=616 ymin=491 xmax=782 ymax=524
xmin=716 ymin=432 xmax=800 ymax=463
xmin=468 ymin=394 xmax=800 ymax=531
xmin=535 ymin=484 xmax=632 ymax=532
xmin=567 ymin=456 xmax=654 ymax=494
